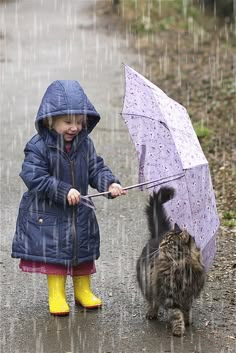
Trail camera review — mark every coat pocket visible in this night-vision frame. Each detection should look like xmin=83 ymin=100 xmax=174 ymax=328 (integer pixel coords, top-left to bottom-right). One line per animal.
xmin=25 ymin=212 xmax=62 ymax=259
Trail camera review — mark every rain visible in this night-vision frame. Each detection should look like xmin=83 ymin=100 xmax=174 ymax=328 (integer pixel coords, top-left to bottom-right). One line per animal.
xmin=0 ymin=0 xmax=235 ymax=352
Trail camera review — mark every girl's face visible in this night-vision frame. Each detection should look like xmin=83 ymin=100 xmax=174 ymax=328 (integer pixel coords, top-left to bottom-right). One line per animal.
xmin=52 ymin=115 xmax=86 ymax=142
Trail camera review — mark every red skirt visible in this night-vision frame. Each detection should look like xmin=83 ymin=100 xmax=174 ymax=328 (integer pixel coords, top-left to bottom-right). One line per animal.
xmin=19 ymin=259 xmax=96 ymax=276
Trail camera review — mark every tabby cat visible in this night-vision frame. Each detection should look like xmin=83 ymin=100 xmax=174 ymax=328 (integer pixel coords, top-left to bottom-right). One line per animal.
xmin=136 ymin=186 xmax=206 ymax=336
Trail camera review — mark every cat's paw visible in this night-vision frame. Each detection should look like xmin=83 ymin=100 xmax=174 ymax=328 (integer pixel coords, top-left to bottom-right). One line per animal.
xmin=146 ymin=308 xmax=158 ymax=320
xmin=169 ymin=308 xmax=185 ymax=336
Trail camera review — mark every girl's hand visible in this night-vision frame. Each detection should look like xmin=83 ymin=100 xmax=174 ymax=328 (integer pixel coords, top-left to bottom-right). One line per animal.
xmin=108 ymin=183 xmax=127 ymax=198
xmin=67 ymin=188 xmax=81 ymax=205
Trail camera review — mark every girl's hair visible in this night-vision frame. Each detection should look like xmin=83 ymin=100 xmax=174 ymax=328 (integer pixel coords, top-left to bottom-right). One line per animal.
xmin=42 ymin=115 xmax=87 ymax=130
xmin=42 ymin=117 xmax=53 ymax=129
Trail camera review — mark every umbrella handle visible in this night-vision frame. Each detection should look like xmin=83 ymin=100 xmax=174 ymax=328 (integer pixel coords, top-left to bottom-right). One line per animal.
xmin=83 ymin=179 xmax=156 ymax=199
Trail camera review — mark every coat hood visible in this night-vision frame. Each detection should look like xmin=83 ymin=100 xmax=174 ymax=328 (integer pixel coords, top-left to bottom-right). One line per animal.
xmin=35 ymin=80 xmax=100 ymax=134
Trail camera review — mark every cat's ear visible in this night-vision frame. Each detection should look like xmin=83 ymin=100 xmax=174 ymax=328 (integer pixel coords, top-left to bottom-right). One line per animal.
xmin=174 ymin=223 xmax=182 ymax=234
xmin=182 ymin=230 xmax=191 ymax=244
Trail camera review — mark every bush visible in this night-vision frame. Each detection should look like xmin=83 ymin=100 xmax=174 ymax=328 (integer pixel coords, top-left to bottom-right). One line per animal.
xmin=199 ymin=0 xmax=234 ymax=18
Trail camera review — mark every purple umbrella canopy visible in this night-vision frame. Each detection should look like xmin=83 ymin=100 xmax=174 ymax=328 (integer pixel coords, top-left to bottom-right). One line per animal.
xmin=121 ymin=64 xmax=220 ymax=271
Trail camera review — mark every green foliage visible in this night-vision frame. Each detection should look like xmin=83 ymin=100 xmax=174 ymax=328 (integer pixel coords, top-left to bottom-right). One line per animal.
xmin=222 ymin=210 xmax=236 ymax=228
xmin=121 ymin=0 xmax=234 ymax=37
xmin=193 ymin=123 xmax=211 ymax=139
xmin=131 ymin=17 xmax=154 ymax=34
xmin=158 ymin=16 xmax=176 ymax=31
xmin=125 ymin=0 xmax=212 ymax=35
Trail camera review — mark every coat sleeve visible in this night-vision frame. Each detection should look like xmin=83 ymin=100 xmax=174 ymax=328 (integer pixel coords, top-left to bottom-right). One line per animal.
xmin=20 ymin=142 xmax=72 ymax=205
xmin=88 ymin=138 xmax=120 ymax=196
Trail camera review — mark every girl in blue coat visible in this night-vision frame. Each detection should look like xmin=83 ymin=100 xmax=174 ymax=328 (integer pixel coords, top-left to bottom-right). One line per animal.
xmin=12 ymin=80 xmax=126 ymax=315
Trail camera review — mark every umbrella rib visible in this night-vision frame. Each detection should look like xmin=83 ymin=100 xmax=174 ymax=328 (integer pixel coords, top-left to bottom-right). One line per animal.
xmin=121 ymin=112 xmax=166 ymax=123
xmin=145 ymin=173 xmax=185 ymax=190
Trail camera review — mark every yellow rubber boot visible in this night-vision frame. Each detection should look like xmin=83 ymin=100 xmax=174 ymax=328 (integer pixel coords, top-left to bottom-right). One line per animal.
xmin=73 ymin=275 xmax=102 ymax=309
xmin=47 ymin=275 xmax=70 ymax=316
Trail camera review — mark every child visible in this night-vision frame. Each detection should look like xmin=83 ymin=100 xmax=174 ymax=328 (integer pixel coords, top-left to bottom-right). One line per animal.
xmin=12 ymin=80 xmax=126 ymax=316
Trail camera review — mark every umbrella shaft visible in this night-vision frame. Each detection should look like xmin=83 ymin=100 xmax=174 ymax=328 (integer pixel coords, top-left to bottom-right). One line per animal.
xmin=84 ymin=173 xmax=185 ymax=198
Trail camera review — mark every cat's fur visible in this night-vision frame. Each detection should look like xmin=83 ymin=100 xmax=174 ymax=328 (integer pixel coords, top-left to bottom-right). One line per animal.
xmin=136 ymin=186 xmax=206 ymax=336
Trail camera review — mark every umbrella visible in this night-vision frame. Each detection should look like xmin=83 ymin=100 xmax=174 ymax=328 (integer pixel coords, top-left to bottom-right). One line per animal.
xmin=121 ymin=64 xmax=220 ymax=271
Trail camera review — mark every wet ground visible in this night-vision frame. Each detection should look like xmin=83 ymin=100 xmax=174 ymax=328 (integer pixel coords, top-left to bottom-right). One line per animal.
xmin=0 ymin=1 xmax=235 ymax=352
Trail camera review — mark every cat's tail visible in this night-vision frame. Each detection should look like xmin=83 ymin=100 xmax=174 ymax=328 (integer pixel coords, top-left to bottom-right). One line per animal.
xmin=146 ymin=186 xmax=175 ymax=241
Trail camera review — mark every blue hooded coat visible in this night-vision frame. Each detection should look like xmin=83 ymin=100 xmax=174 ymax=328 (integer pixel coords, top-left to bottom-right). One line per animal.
xmin=12 ymin=80 xmax=120 ymax=266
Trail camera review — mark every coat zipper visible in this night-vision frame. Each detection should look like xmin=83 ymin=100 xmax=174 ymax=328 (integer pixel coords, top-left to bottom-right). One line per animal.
xmin=70 ymin=159 xmax=78 ymax=265
xmin=48 ymin=145 xmax=78 ymax=265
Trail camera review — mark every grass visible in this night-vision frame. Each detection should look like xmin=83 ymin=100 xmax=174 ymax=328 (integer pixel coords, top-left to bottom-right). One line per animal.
xmin=193 ymin=123 xmax=211 ymax=139
xmin=121 ymin=0 xmax=215 ymax=35
xmin=119 ymin=0 xmax=235 ymax=45
xmin=222 ymin=210 xmax=236 ymax=228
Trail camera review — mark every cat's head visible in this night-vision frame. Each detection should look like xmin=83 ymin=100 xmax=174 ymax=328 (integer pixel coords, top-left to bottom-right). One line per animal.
xmin=159 ymin=225 xmax=194 ymax=261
